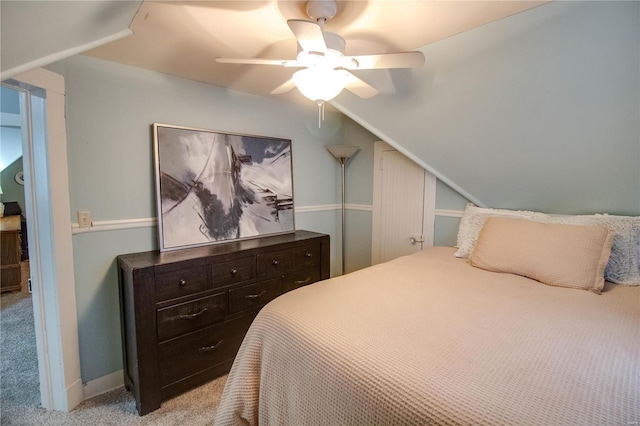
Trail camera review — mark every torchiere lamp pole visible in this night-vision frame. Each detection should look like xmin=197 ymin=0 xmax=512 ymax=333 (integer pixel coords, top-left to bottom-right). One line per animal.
xmin=327 ymin=145 xmax=360 ymax=275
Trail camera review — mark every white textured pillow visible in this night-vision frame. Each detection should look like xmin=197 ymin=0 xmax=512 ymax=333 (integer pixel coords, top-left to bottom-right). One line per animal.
xmin=551 ymin=214 xmax=640 ymax=286
xmin=469 ymin=217 xmax=613 ymax=294
xmin=454 ymin=204 xmax=549 ymax=257
xmin=455 ymin=204 xmax=640 ymax=286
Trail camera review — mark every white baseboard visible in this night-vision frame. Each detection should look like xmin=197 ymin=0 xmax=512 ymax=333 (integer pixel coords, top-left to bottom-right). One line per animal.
xmin=83 ymin=369 xmax=124 ymax=400
xmin=67 ymin=377 xmax=85 ymax=412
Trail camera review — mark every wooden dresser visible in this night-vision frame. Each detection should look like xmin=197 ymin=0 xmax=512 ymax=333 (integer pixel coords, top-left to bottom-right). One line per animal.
xmin=0 ymin=215 xmax=22 ymax=292
xmin=117 ymin=230 xmax=330 ymax=415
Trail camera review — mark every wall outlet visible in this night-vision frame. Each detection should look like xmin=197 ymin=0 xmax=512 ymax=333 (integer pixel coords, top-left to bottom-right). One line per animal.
xmin=77 ymin=210 xmax=92 ymax=228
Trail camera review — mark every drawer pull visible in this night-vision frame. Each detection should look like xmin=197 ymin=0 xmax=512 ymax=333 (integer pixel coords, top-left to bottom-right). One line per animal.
xmin=230 ymin=269 xmax=237 ymax=275
xmin=271 ymin=260 xmax=279 ymax=266
xmin=178 ymin=308 xmax=208 ymax=320
xmin=245 ymin=290 xmax=266 ymax=300
xmin=305 ymin=253 xmax=312 ymax=258
xmin=295 ymin=277 xmax=312 ymax=285
xmin=198 ymin=340 xmax=224 ymax=353
xmin=178 ymin=279 xmax=187 ymax=287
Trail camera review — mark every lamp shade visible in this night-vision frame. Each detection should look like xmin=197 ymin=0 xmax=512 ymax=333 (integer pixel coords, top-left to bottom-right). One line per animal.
xmin=327 ymin=145 xmax=360 ymax=160
xmin=293 ymin=68 xmax=348 ymax=103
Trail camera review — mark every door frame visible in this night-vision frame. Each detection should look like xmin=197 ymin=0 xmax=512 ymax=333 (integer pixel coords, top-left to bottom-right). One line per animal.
xmin=4 ymin=68 xmax=83 ymax=411
xmin=371 ymin=141 xmax=436 ymax=265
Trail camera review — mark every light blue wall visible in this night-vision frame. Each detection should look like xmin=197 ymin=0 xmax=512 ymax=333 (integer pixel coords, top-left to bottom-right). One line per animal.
xmin=341 ymin=117 xmax=376 ymax=272
xmin=52 ymin=56 xmax=346 ymax=221
xmin=435 ymin=180 xmax=470 ymax=246
xmin=45 ymin=1 xmax=640 ymax=386
xmin=50 ymin=31 xmax=480 ymax=382
xmin=343 ymin=118 xmax=375 ymax=206
xmin=333 ymin=1 xmax=640 ymax=216
xmin=51 ymin=55 xmax=355 ymax=382
xmin=340 ymin=118 xmax=470 ymax=267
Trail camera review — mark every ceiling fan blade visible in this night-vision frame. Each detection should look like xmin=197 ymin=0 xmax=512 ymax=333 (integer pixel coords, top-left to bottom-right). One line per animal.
xmin=270 ymin=78 xmax=297 ymax=95
xmin=344 ymin=72 xmax=379 ymax=99
xmin=344 ymin=51 xmax=425 ymax=70
xmin=287 ymin=19 xmax=327 ymax=53
xmin=216 ymin=57 xmax=299 ymax=67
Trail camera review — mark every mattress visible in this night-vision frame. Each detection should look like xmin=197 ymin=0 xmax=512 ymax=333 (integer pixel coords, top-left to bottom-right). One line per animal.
xmin=214 ymin=247 xmax=640 ymax=425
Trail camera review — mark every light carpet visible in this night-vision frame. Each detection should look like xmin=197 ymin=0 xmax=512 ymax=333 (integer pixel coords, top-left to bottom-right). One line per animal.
xmin=1 ymin=291 xmax=227 ymax=425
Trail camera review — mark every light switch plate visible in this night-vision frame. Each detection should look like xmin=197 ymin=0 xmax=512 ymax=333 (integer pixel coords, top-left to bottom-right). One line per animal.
xmin=77 ymin=210 xmax=92 ymax=228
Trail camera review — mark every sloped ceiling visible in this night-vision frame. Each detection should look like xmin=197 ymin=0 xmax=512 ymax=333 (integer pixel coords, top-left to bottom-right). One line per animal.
xmin=1 ymin=1 xmax=637 ymax=215
xmin=0 ymin=0 xmax=142 ymax=80
xmin=82 ymin=0 xmax=545 ymax=105
xmin=333 ymin=1 xmax=640 ymax=215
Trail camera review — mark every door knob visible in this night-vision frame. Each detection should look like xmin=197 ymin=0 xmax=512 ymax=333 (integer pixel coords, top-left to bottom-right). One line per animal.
xmin=409 ymin=235 xmax=424 ymax=245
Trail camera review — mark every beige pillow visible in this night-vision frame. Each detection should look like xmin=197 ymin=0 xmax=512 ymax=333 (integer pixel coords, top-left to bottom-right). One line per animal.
xmin=469 ymin=217 xmax=614 ymax=293
xmin=454 ymin=204 xmax=549 ymax=257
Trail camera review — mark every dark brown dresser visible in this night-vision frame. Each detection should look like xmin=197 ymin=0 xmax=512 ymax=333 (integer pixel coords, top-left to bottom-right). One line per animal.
xmin=117 ymin=230 xmax=330 ymax=415
xmin=0 ymin=215 xmax=22 ymax=292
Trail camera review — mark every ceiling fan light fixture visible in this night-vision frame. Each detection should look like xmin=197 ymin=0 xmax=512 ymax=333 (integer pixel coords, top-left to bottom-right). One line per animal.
xmin=293 ymin=68 xmax=348 ymax=127
xmin=293 ymin=68 xmax=348 ymax=103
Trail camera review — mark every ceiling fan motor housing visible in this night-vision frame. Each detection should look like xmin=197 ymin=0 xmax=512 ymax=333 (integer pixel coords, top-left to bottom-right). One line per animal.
xmin=306 ymin=0 xmax=338 ymax=22
xmin=296 ymin=32 xmax=355 ymax=70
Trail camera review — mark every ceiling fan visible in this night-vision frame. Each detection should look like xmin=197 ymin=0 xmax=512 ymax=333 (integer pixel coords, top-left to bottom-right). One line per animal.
xmin=216 ymin=0 xmax=425 ymax=125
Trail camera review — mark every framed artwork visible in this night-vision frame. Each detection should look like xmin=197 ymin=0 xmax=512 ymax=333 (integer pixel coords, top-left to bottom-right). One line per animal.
xmin=153 ymin=123 xmax=294 ymax=251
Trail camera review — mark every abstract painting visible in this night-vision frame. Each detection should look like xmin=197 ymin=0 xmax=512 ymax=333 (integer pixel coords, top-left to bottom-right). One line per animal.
xmin=153 ymin=124 xmax=294 ymax=251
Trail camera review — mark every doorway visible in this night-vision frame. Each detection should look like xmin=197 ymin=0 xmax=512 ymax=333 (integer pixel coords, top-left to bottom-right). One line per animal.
xmin=371 ymin=141 xmax=436 ymax=264
xmin=0 ymin=85 xmax=38 ymax=411
xmin=3 ymin=68 xmax=82 ymax=413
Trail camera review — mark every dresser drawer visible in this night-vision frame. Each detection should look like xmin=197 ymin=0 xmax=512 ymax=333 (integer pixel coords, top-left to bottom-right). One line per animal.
xmin=283 ymin=268 xmax=321 ymax=293
xmin=257 ymin=249 xmax=292 ymax=278
xmin=157 ymin=292 xmax=227 ymax=341
xmin=155 ymin=265 xmax=211 ymax=302
xmin=158 ymin=316 xmax=252 ymax=387
xmin=117 ymin=231 xmax=329 ymax=415
xmin=228 ymin=278 xmax=282 ymax=314
xmin=291 ymin=244 xmax=321 ymax=271
xmin=213 ymin=256 xmax=255 ymax=287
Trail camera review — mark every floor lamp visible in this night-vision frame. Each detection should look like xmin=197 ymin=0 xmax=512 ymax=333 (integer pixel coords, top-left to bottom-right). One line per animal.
xmin=327 ymin=145 xmax=360 ymax=275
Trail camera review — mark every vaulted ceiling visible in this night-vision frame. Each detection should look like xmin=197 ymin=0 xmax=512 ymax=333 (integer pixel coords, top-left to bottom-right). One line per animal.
xmin=2 ymin=0 xmax=545 ymax=104
xmin=82 ymin=1 xmax=545 ymax=104
xmin=2 ymin=1 xmax=638 ymax=215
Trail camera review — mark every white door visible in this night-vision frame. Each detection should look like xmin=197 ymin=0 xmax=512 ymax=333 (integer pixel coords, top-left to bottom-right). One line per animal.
xmin=372 ymin=142 xmax=436 ymax=264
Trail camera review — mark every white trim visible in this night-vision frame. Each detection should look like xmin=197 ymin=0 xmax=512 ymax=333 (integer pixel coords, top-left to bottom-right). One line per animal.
xmin=423 ymin=171 xmax=437 ymax=248
xmin=435 ymin=209 xmax=465 ymax=218
xmin=67 ymin=206 xmax=462 ymax=235
xmin=345 ymin=203 xmax=373 ymax=212
xmin=294 ymin=204 xmax=339 ymax=213
xmin=371 ymin=142 xmax=388 ymax=265
xmin=69 ymin=205 xmax=378 ymax=234
xmin=72 ymin=217 xmax=157 ymax=234
xmin=330 ymin=100 xmax=485 ymax=208
xmin=9 ymin=67 xmax=82 ymax=412
xmin=83 ymin=370 xmax=124 ymax=400
xmin=67 ymin=378 xmax=84 ymax=410
xmin=0 ymin=29 xmax=133 ymax=81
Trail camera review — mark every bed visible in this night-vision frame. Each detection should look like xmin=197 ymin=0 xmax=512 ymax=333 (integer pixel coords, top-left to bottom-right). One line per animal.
xmin=214 ymin=213 xmax=640 ymax=425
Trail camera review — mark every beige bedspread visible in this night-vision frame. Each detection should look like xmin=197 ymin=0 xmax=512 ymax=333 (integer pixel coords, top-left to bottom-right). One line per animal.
xmin=214 ymin=247 xmax=640 ymax=425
